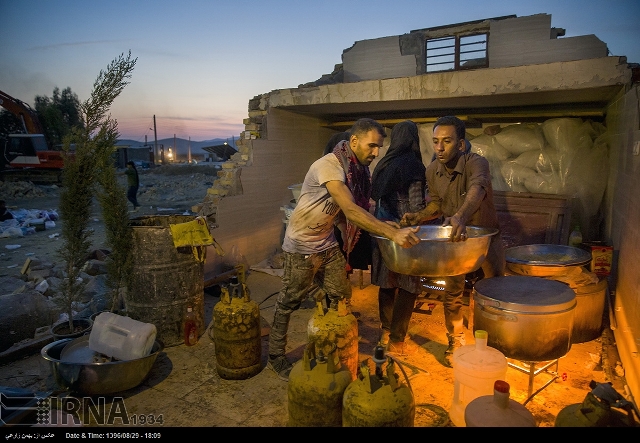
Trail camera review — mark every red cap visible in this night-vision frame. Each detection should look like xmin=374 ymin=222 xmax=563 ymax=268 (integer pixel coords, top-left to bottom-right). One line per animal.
xmin=494 ymin=380 xmax=510 ymax=393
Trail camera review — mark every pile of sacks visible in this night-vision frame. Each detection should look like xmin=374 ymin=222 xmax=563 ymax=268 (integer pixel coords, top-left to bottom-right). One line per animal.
xmin=468 ymin=117 xmax=609 ymax=234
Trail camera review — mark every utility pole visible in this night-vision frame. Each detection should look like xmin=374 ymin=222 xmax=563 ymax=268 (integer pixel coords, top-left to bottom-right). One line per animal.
xmin=153 ymin=115 xmax=159 ymax=165
xmin=188 ymin=137 xmax=192 ymax=164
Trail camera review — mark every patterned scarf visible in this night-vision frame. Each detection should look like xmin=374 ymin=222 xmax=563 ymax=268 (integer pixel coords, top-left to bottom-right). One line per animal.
xmin=332 ymin=140 xmax=371 ymax=258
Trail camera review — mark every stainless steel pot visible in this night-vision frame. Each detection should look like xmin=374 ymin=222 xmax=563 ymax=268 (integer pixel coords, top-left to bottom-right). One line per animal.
xmin=571 ymin=278 xmax=607 ymax=344
xmin=473 ymin=276 xmax=576 ymax=362
xmin=505 ymin=244 xmax=592 ymax=277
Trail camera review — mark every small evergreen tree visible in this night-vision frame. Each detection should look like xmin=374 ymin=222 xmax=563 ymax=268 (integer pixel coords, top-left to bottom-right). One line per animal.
xmin=57 ymin=51 xmax=137 ymax=331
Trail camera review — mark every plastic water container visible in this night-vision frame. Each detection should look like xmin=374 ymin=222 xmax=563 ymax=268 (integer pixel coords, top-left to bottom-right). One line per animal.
xmin=465 ymin=380 xmax=536 ymax=427
xmin=89 ymin=312 xmax=157 ymax=361
xmin=449 ymin=330 xmax=508 ymax=427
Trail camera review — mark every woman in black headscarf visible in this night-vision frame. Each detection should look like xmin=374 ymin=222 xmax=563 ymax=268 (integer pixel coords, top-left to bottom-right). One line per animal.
xmin=370 ymin=120 xmax=426 ymax=355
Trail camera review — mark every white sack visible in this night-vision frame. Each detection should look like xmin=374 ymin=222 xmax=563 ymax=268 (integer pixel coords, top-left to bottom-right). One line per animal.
xmin=494 ymin=123 xmax=545 ymax=156
xmin=470 ymin=134 xmax=511 ymax=161
xmin=500 ymin=161 xmax=538 ymax=189
xmin=418 ymin=123 xmax=435 ymax=167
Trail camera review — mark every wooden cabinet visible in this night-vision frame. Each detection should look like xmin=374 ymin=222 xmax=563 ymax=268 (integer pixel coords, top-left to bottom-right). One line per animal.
xmin=493 ymin=191 xmax=572 ymax=249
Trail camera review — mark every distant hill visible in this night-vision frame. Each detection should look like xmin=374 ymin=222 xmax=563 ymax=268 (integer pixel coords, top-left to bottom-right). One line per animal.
xmin=116 ymin=137 xmax=238 ymax=157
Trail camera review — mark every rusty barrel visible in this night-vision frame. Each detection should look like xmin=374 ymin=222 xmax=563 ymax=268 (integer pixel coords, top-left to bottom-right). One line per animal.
xmin=126 ymin=215 xmax=205 ymax=347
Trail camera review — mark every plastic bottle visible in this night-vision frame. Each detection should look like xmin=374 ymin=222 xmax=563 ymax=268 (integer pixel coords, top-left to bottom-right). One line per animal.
xmin=89 ymin=312 xmax=157 ymax=360
xmin=449 ymin=330 xmax=508 ymax=427
xmin=184 ymin=306 xmax=198 ymax=346
xmin=568 ymin=225 xmax=583 ymax=247
xmin=465 ymin=380 xmax=537 ymax=427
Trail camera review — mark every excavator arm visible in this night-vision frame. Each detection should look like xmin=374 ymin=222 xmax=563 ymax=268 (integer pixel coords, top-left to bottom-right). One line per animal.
xmin=0 ymin=89 xmax=45 ymax=134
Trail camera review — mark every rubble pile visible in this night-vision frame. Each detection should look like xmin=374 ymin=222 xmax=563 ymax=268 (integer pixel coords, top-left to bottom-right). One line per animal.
xmin=0 ymin=164 xmax=221 ymax=354
xmin=0 ymin=180 xmax=53 ymax=199
xmin=134 ymin=172 xmax=214 ymax=203
xmin=0 ymin=251 xmax=112 ymax=354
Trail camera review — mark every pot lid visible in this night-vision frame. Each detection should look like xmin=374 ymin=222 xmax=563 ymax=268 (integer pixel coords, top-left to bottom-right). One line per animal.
xmin=505 ymin=244 xmax=591 ymax=267
xmin=474 ymin=276 xmax=576 ymax=313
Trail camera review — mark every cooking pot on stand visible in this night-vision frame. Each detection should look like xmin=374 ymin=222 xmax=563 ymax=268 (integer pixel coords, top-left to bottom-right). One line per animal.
xmin=473 ymin=276 xmax=576 ymax=362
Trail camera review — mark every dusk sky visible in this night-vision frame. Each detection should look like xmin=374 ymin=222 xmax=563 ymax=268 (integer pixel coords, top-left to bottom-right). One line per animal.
xmin=2 ymin=0 xmax=639 ymax=142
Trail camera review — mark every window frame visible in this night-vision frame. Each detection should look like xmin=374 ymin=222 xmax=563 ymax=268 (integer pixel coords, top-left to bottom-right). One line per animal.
xmin=425 ymin=32 xmax=489 ymax=73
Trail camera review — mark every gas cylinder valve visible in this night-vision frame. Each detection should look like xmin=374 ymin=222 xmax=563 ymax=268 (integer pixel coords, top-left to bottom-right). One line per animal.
xmin=372 ymin=344 xmax=386 ymax=378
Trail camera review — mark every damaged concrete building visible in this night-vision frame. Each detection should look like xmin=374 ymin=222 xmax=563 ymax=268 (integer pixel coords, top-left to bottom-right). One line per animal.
xmin=199 ymin=13 xmax=640 ymax=406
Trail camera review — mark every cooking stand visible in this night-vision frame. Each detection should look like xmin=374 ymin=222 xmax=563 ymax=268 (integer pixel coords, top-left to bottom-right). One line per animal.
xmin=508 ymin=358 xmax=560 ymax=405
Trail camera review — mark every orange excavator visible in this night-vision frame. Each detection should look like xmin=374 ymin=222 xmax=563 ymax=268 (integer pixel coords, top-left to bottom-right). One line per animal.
xmin=0 ymin=89 xmax=69 ymax=183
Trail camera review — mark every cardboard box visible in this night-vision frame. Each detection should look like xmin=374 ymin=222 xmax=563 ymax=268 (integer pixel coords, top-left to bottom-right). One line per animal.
xmin=581 ymin=242 xmax=613 ymax=276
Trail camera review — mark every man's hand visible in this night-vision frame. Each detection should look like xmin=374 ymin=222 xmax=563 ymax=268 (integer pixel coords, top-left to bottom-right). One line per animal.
xmin=443 ymin=215 xmax=467 ymax=242
xmin=400 ymin=212 xmax=420 ymax=227
xmin=390 ymin=226 xmax=421 ymax=248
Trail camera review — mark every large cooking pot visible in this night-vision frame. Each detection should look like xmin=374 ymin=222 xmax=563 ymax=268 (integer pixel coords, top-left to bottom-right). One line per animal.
xmin=505 ymin=244 xmax=592 ymax=277
xmin=373 ymin=225 xmax=498 ymax=277
xmin=473 ymin=276 xmax=576 ymax=362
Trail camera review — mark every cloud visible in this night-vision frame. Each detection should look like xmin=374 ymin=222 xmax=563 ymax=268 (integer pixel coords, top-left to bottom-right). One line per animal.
xmin=29 ymin=40 xmax=127 ymax=51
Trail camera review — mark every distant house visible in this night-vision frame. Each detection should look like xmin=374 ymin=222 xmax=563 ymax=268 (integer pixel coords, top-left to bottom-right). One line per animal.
xmin=202 ymin=143 xmax=237 ymax=162
xmin=113 ymin=145 xmax=154 ymax=168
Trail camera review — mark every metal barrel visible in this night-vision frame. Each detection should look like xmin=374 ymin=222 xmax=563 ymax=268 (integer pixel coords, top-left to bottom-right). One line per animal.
xmin=126 ymin=215 xmax=205 ymax=347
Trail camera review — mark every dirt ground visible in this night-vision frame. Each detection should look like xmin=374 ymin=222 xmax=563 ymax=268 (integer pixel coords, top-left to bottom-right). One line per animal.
xmin=0 ymin=166 xmax=637 ymax=428
xmin=0 ymin=269 xmax=634 ymax=428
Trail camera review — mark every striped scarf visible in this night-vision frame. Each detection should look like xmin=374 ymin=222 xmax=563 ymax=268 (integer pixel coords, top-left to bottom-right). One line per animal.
xmin=332 ymin=140 xmax=371 ymax=258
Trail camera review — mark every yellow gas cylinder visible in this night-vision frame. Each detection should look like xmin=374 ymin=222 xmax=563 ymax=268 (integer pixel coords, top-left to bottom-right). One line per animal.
xmin=342 ymin=346 xmax=415 ymax=427
xmin=307 ymin=299 xmax=359 ymax=380
xmin=287 ymin=342 xmax=353 ymax=427
xmin=212 ymin=276 xmax=261 ymax=379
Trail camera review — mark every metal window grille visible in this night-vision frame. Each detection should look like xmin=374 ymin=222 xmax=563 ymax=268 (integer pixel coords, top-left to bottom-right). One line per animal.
xmin=426 ymin=33 xmax=488 ymax=73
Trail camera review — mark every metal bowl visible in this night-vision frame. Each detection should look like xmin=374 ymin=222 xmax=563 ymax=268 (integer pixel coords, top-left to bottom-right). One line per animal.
xmin=41 ymin=336 xmax=164 ymax=395
xmin=373 ymin=225 xmax=498 ymax=277
xmin=505 ymin=244 xmax=592 ymax=277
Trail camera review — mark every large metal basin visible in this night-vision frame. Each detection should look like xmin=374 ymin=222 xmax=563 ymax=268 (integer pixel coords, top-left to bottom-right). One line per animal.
xmin=41 ymin=336 xmax=163 ymax=395
xmin=373 ymin=225 xmax=498 ymax=277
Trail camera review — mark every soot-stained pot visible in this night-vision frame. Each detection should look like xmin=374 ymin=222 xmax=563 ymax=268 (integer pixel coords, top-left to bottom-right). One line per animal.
xmin=473 ymin=276 xmax=576 ymax=362
xmin=505 ymin=244 xmax=592 ymax=277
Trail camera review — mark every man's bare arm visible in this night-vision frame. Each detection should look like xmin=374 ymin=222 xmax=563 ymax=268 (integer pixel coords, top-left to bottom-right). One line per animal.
xmin=325 ymin=180 xmax=419 ymax=248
